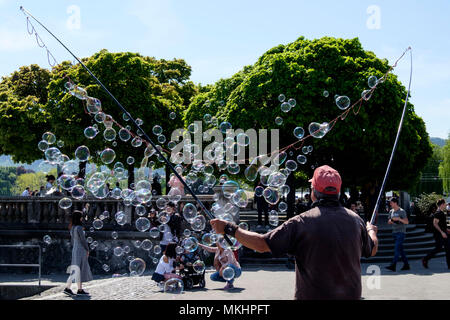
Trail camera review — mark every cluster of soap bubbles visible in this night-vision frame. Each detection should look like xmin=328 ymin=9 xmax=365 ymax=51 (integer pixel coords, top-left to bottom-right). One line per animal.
xmin=38 ymin=69 xmax=385 ymax=287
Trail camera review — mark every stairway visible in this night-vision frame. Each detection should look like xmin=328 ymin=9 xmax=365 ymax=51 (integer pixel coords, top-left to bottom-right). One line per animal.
xmin=238 ymin=208 xmax=444 ymax=265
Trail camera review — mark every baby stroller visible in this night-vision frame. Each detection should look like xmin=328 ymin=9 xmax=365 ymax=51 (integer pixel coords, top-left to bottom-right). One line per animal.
xmin=178 ymin=250 xmax=206 ymax=290
xmin=179 ymin=263 xmax=206 ymax=290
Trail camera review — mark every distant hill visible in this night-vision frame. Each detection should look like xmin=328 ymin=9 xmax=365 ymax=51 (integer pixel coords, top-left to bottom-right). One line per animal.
xmin=431 ymin=137 xmax=447 ymax=147
xmin=0 ymin=155 xmax=43 ymax=172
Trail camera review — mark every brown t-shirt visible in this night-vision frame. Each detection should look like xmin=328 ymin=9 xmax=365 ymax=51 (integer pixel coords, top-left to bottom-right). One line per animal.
xmin=263 ymin=201 xmax=374 ymax=300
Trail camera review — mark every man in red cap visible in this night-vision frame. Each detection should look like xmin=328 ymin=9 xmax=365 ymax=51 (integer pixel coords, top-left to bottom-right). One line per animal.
xmin=210 ymin=165 xmax=379 ymax=300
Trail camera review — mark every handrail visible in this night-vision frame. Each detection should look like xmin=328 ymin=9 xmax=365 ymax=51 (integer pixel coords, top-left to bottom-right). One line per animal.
xmin=0 ymin=245 xmax=41 ymax=287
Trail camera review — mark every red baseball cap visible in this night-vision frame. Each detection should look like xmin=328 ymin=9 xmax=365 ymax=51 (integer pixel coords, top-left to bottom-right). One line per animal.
xmin=309 ymin=165 xmax=342 ymax=195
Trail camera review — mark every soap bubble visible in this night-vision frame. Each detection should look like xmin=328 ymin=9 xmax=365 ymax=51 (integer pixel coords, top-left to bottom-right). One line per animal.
xmin=183 ymin=203 xmax=198 ymax=222
xmin=127 ymin=156 xmax=135 ymax=165
xmin=169 ymin=112 xmax=177 ymax=120
xmin=153 ymin=125 xmax=163 ymax=135
xmin=135 ymin=217 xmax=151 ymax=232
xmin=38 ymin=140 xmax=49 ymax=152
xmin=288 ymin=98 xmax=296 ymax=107
xmin=184 ymin=237 xmax=199 ymax=253
xmin=222 ymin=267 xmax=235 ymax=281
xmin=149 ymin=227 xmax=160 ymax=239
xmin=362 ymin=89 xmax=372 ymax=101
xmin=86 ymin=97 xmax=102 ymax=114
xmin=368 ymin=76 xmax=378 ymax=88
xmin=157 ymin=135 xmax=166 ymax=144
xmin=237 ymin=133 xmax=250 ymax=147
xmin=70 ymin=86 xmax=88 ymax=100
xmin=191 ymin=215 xmax=206 ymax=232
xmin=111 ymin=231 xmax=118 ymax=240
xmin=202 ymin=114 xmax=212 ymax=124
xmin=59 ymin=197 xmax=72 ymax=210
xmin=231 ymin=189 xmax=248 ymax=208
xmin=219 ymin=122 xmax=232 ymax=134
xmin=201 ymin=233 xmax=214 ymax=246
xmin=113 ymin=247 xmax=124 ymax=257
xmin=164 ymin=278 xmax=184 ymax=294
xmin=42 ymin=132 xmax=56 ymax=145
xmin=193 ymin=260 xmax=205 ymax=274
xmin=141 ymin=239 xmax=153 ymax=251
xmin=280 ymin=185 xmax=290 ymax=198
xmin=94 ymin=112 xmax=106 ymax=124
xmin=84 ymin=127 xmax=98 ymax=140
xmin=222 ymin=180 xmax=240 ymax=199
xmin=278 ymin=94 xmax=286 ymax=103
xmin=135 ymin=205 xmax=146 ymax=217
xmin=75 ymin=146 xmax=90 ymax=162
xmin=100 ymin=148 xmax=116 ymax=165
xmin=102 ymin=264 xmax=110 ymax=272
xmin=183 ymin=229 xmax=192 ymax=238
xmin=71 ymin=185 xmax=86 ymax=200
xmin=153 ymin=245 xmax=162 ymax=255
xmin=294 ymin=127 xmax=305 ymax=139
xmin=129 ymin=258 xmax=146 ymax=276
xmin=335 ymin=96 xmax=351 ymax=110
xmin=45 ymin=147 xmax=62 ymax=164
xmin=275 ymin=117 xmax=283 ymax=126
xmin=238 ymin=222 xmax=249 ymax=231
xmin=323 ymin=91 xmax=329 ymax=98
xmin=131 ymin=137 xmax=143 ymax=148
xmin=93 ymin=219 xmax=104 ymax=230
xmin=281 ymin=102 xmax=292 ymax=113
xmin=263 ymin=187 xmax=280 ymax=205
xmin=103 ymin=128 xmax=117 ymax=142
xmin=309 ymin=122 xmax=329 ymax=139
xmin=43 ymin=235 xmax=52 ymax=244
xmin=286 ymin=160 xmax=298 ymax=172
xmin=254 ymin=186 xmax=264 ymax=197
xmin=297 ymin=155 xmax=307 ymax=164
xmin=279 ymin=202 xmax=288 ymax=212
xmin=118 ymin=128 xmax=131 ymax=142
xmin=218 ymin=235 xmax=242 ymax=251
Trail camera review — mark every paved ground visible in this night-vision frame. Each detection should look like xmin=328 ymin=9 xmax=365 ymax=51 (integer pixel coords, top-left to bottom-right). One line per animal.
xmin=1 ymin=258 xmax=448 ymax=300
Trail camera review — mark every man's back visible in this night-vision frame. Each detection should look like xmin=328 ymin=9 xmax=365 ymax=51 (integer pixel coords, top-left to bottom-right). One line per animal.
xmin=264 ymin=202 xmax=373 ymax=300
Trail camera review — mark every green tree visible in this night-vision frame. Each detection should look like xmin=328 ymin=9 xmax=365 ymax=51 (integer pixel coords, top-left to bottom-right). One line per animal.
xmin=46 ymin=50 xmax=192 ymax=186
xmin=439 ymin=134 xmax=450 ymax=194
xmin=185 ymin=36 xmax=432 ymax=213
xmin=0 ymin=65 xmax=51 ymax=163
xmin=411 ymin=142 xmax=444 ymax=196
xmin=0 ymin=167 xmax=17 ymax=196
xmin=12 ymin=171 xmax=51 ymax=195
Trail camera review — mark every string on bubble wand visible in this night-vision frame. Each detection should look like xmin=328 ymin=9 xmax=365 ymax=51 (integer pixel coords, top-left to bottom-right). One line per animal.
xmin=19 ymin=6 xmax=234 ymax=245
xmin=369 ymin=47 xmax=413 ymax=225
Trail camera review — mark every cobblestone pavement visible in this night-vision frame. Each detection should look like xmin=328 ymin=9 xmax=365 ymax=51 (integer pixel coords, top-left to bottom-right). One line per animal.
xmin=11 ymin=258 xmax=450 ymax=300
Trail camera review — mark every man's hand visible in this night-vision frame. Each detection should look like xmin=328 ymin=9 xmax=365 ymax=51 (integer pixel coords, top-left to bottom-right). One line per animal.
xmin=442 ymin=232 xmax=448 ymax=239
xmin=366 ymin=222 xmax=378 ymax=234
xmin=210 ymin=219 xmax=227 ymax=235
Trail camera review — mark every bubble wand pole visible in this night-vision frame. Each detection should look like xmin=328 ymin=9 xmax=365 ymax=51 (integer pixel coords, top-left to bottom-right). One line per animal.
xmin=370 ymin=48 xmax=413 ymax=225
xmin=19 ymin=6 xmax=233 ymax=245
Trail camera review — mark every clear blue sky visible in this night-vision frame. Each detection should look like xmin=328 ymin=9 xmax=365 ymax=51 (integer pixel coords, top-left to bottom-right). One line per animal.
xmin=1 ymin=0 xmax=449 ymax=139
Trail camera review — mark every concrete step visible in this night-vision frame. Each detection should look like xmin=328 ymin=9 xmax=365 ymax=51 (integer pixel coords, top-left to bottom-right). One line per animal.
xmin=361 ymin=252 xmax=445 ymax=264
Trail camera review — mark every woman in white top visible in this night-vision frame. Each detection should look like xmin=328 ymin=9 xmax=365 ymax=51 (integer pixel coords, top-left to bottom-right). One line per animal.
xmin=151 ymin=243 xmax=182 ymax=283
xmin=198 ymin=239 xmax=242 ymax=290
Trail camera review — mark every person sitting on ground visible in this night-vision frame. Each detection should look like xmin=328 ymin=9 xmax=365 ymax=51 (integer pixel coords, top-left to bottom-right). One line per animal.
xmin=151 ymin=242 xmax=182 ymax=285
xmin=198 ymin=240 xmax=242 ymax=291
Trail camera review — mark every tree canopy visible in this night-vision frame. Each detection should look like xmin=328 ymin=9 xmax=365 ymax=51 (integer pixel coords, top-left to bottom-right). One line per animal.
xmin=184 ymin=36 xmax=432 ymax=193
xmin=439 ymin=134 xmax=450 ymax=194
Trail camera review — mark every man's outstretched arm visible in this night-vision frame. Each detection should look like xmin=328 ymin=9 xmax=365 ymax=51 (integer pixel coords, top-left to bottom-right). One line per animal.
xmin=211 ymin=219 xmax=271 ymax=253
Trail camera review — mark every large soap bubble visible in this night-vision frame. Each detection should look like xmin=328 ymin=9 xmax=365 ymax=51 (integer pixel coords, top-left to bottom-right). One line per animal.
xmin=129 ymin=258 xmax=146 ymax=276
xmin=164 ymin=278 xmax=184 ymax=294
xmin=222 ymin=266 xmax=235 ymax=281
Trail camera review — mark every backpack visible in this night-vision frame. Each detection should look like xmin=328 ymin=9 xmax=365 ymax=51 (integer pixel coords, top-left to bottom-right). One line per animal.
xmin=424 ymin=214 xmax=435 ymax=233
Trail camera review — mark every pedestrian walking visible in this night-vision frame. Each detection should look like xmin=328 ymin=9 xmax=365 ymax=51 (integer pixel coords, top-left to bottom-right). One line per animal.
xmin=210 ymin=165 xmax=378 ymax=300
xmin=422 ymin=199 xmax=450 ymax=269
xmin=64 ymin=210 xmax=93 ymax=296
